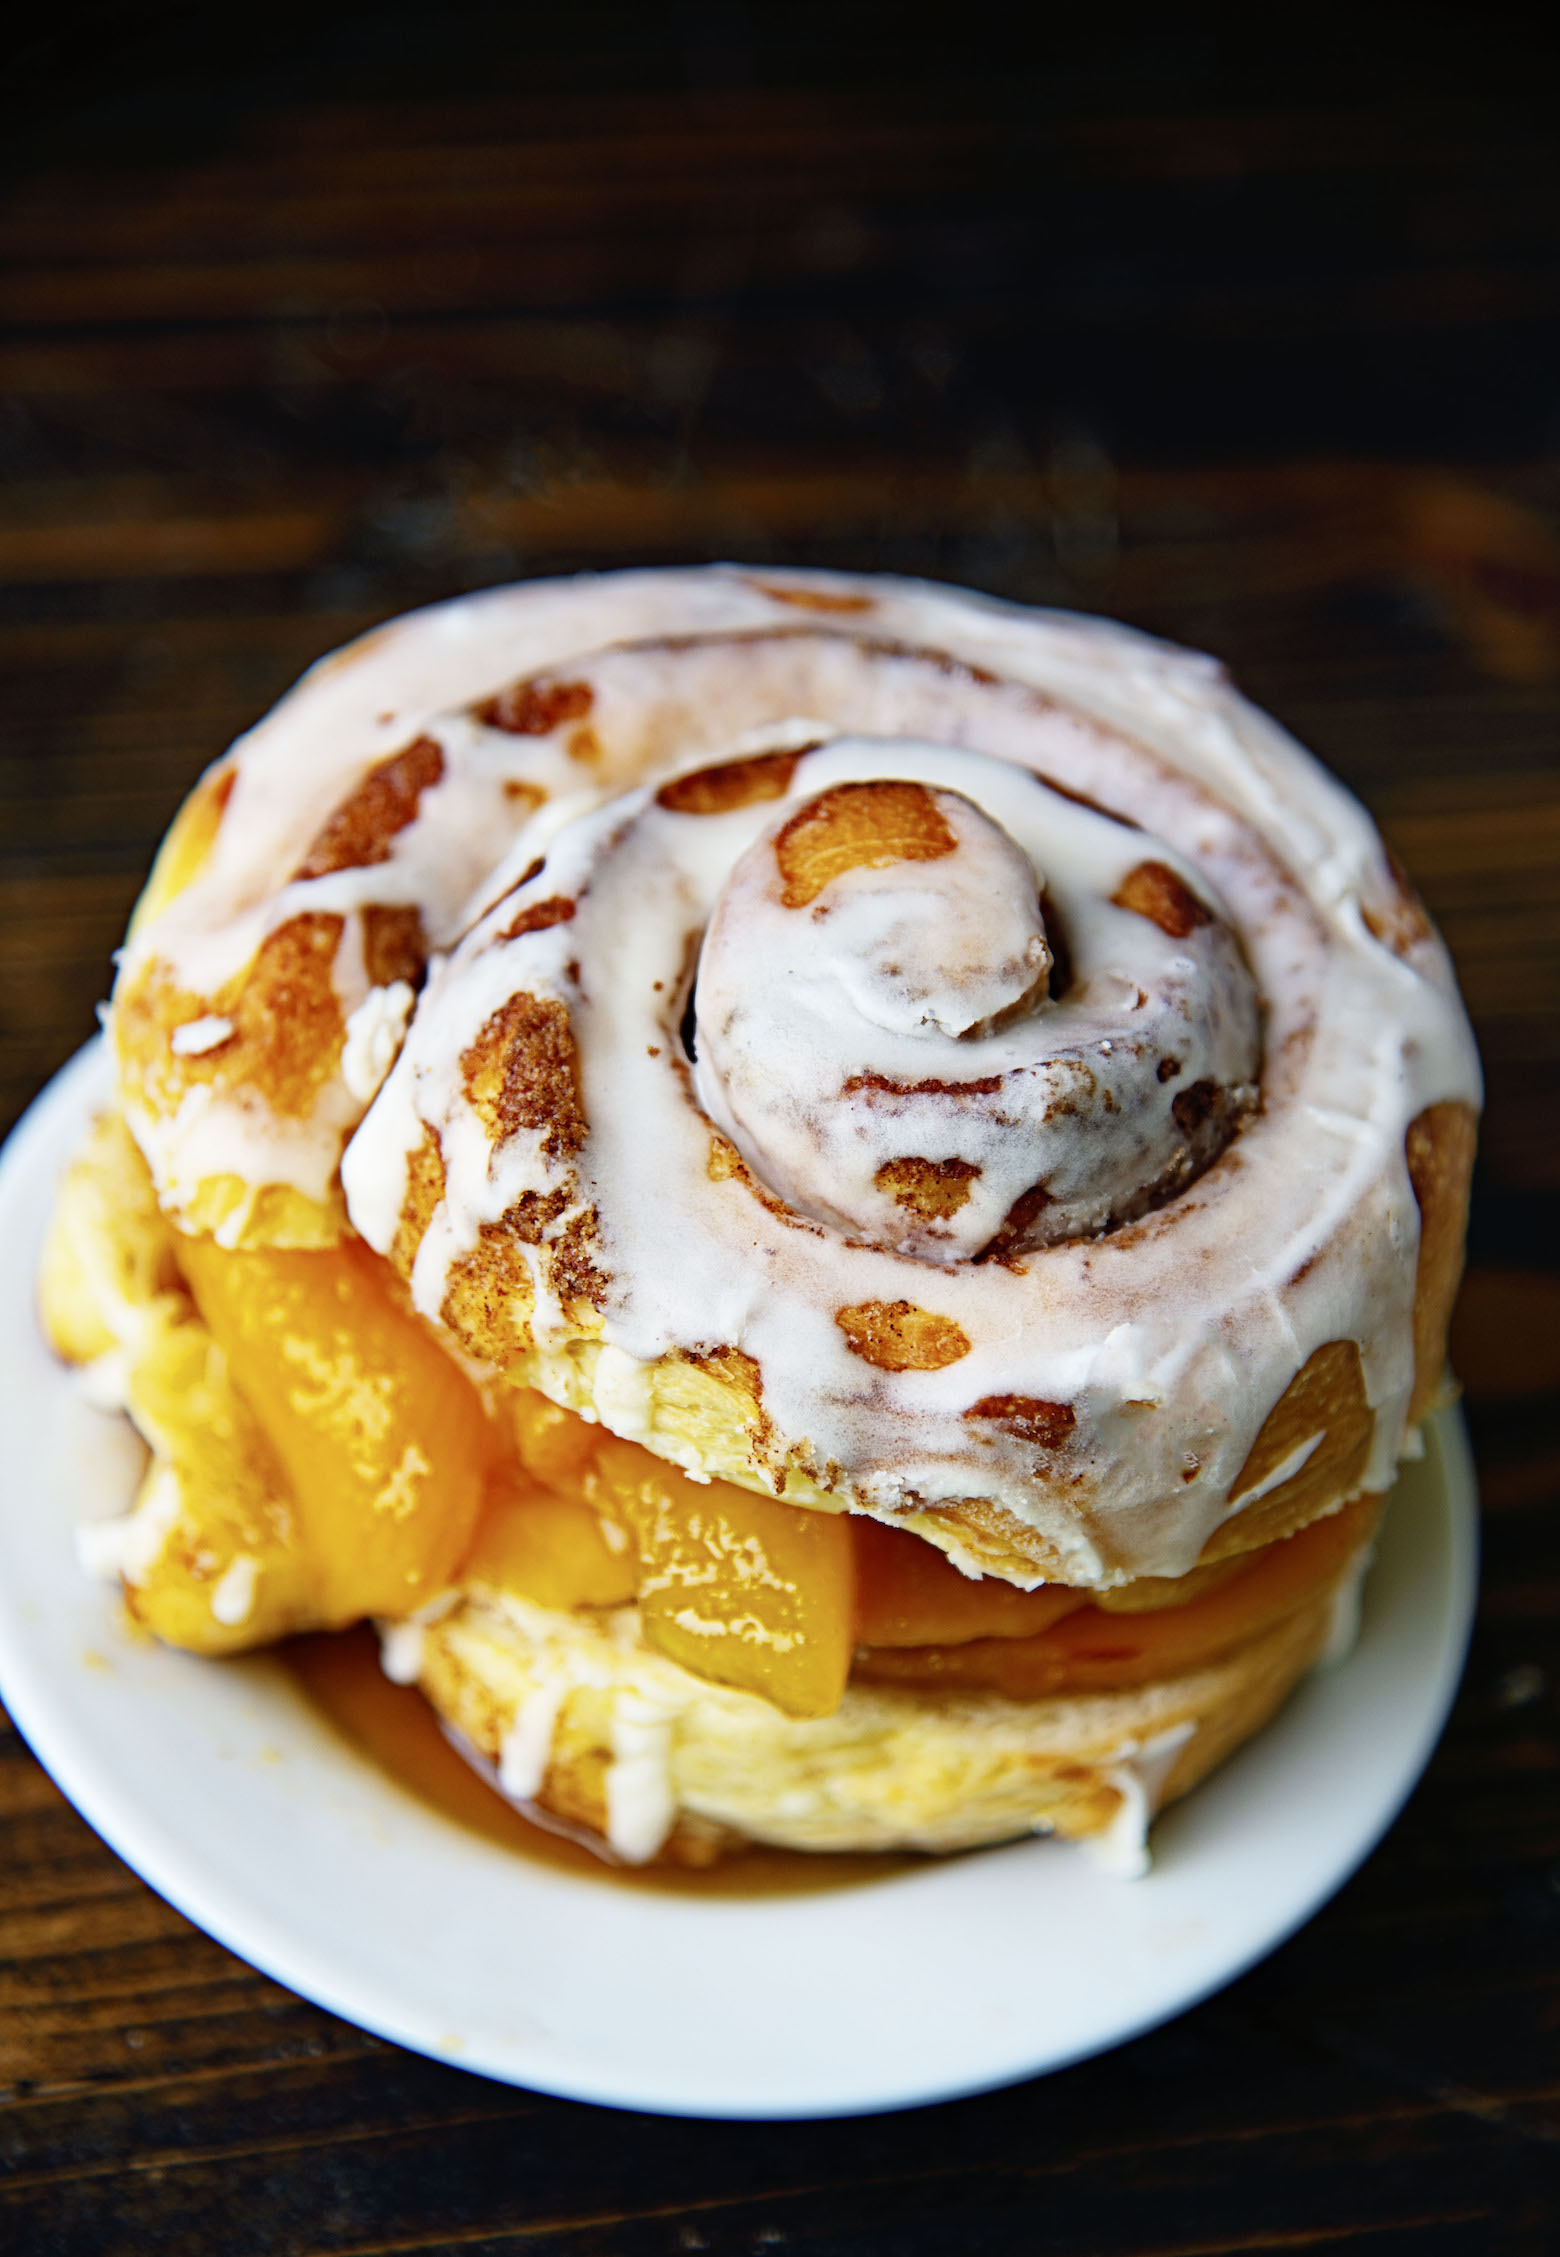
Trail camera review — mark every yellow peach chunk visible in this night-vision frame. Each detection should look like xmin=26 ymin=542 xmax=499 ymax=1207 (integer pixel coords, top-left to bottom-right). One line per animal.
xmin=463 ymin=1473 xmax=636 ymax=1610
xmin=178 ymin=1236 xmax=493 ymax=1622
xmin=851 ymin=1516 xmax=1087 ymax=1647
xmin=592 ymin=1438 xmax=855 ymax=1718
xmin=509 ymin=1385 xmax=601 ymax=1492
xmin=858 ymin=1491 xmax=1384 ymax=1699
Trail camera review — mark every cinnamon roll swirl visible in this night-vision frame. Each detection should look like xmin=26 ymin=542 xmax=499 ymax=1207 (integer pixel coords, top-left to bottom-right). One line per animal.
xmin=44 ymin=566 xmax=1479 ymax=1870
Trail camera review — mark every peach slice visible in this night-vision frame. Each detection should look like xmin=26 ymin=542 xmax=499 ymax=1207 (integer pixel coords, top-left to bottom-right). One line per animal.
xmin=856 ymin=1491 xmax=1383 ymax=1699
xmin=592 ymin=1437 xmax=855 ymax=1717
xmin=463 ymin=1472 xmax=636 ymax=1611
xmin=851 ymin=1515 xmax=1088 ymax=1646
xmin=509 ymin=1385 xmax=602 ymax=1492
xmin=178 ymin=1236 xmax=493 ymax=1622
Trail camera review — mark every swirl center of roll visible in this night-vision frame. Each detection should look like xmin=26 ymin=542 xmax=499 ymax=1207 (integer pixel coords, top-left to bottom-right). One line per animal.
xmin=692 ymin=743 xmax=1263 ymax=1264
xmin=767 ymin=779 xmax=1053 ymax=1039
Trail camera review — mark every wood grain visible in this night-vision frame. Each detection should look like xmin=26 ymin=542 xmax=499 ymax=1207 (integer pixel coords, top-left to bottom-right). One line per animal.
xmin=3 ymin=27 xmax=1560 ymax=2255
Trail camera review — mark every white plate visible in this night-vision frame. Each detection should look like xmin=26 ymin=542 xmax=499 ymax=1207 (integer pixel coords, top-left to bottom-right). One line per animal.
xmin=0 ymin=1042 xmax=1478 ymax=2120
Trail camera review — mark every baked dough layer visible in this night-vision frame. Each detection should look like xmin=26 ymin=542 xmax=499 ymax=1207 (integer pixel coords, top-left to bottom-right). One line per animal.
xmin=409 ymin=1556 xmax=1363 ymax=1867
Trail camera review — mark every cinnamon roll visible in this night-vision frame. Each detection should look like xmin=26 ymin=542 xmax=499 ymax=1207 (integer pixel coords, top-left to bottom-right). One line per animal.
xmin=42 ymin=567 xmax=1479 ymax=1872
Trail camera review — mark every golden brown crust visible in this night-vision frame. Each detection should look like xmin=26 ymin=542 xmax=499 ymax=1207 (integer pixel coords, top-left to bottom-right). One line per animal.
xmin=237 ymin=915 xmax=355 ymax=1117
xmin=874 ymin=1154 xmax=981 ymax=1218
xmin=117 ymin=910 xmax=348 ymax=1139
xmin=1111 ymin=859 xmax=1213 ymax=939
xmin=127 ymin=764 xmax=236 ymax=939
xmin=974 ymin=1180 xmax=1054 ymax=1265
xmin=493 ymin=896 xmax=577 ymax=946
xmin=295 ymin=736 xmax=445 ymax=880
xmin=460 ymin=991 xmax=587 ymax=1158
xmin=475 ymin=675 xmax=595 ymax=736
xmin=361 ymin=904 xmax=428 ymax=990
xmin=1198 ymin=1338 xmax=1374 ymax=1563
xmin=1406 ymin=1098 xmax=1478 ymax=1423
xmin=705 ymin=1131 xmax=809 ymax=1230
xmin=655 ymin=749 xmax=803 ymax=815
xmin=903 ymin=1495 xmax=1073 ymax=1583
xmin=389 ymin=1124 xmax=446 ymax=1277
xmin=834 ymin=1299 xmax=972 ymax=1372
xmin=963 ymin=1394 xmax=1076 ymax=1449
xmin=742 ymin=578 xmax=876 ymax=615
xmin=441 ymin=1220 xmax=541 ymax=1365
xmin=774 ymin=780 xmax=957 ymax=908
xmin=1361 ymin=850 xmax=1438 ymax=960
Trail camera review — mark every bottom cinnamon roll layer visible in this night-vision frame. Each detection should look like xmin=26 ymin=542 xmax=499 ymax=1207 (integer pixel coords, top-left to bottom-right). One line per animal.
xmin=46 ymin=1099 xmax=1381 ymax=1870
xmin=405 ymin=1562 xmax=1364 ymax=1873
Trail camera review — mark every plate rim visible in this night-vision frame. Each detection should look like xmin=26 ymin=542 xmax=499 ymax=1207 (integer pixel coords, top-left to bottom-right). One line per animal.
xmin=0 ymin=1042 xmax=1480 ymax=2120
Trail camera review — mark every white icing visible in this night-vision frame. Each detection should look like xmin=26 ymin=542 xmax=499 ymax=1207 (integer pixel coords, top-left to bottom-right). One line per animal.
xmin=75 ymin=1516 xmax=138 ymax=1583
xmin=378 ymin=1621 xmax=425 ymax=1684
xmin=1088 ymin=1721 xmax=1196 ymax=1877
xmin=488 ymin=1610 xmax=680 ymax=1858
xmin=168 ymin=1015 xmax=234 ymax=1057
xmin=209 ymin=1553 xmax=258 ymax=1627
xmin=762 ymin=790 xmax=1052 ymax=1041
xmin=159 ymin=1075 xmax=357 ymax=1225
xmin=605 ymin=1690 xmax=680 ymax=1862
xmin=340 ymin=981 xmax=416 ymax=1105
xmin=590 ymin=1342 xmax=656 ymax=1445
xmin=75 ymin=1349 xmax=132 ymax=1413
xmin=498 ymin=1679 xmax=571 ymax=1799
xmin=376 ymin=1589 xmax=459 ymax=1684
xmin=74 ymin=1461 xmax=183 ymax=1585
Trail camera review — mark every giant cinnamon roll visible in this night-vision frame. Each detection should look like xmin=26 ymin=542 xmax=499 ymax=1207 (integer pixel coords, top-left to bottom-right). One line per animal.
xmin=42 ymin=568 xmax=1479 ymax=1872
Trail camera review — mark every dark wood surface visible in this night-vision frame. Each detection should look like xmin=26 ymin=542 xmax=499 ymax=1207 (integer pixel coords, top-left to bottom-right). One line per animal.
xmin=4 ymin=16 xmax=1560 ymax=2252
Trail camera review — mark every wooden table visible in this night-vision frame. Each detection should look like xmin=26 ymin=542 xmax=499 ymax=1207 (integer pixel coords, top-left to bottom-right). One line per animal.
xmin=3 ymin=28 xmax=1559 ymax=2251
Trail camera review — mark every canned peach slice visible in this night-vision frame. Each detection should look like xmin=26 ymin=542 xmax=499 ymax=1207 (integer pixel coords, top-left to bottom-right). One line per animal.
xmin=462 ymin=1474 xmax=636 ymax=1612
xmin=592 ymin=1438 xmax=855 ymax=1718
xmin=178 ymin=1236 xmax=493 ymax=1623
